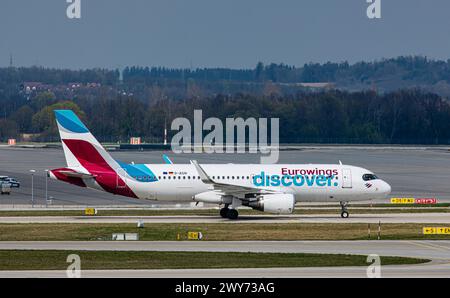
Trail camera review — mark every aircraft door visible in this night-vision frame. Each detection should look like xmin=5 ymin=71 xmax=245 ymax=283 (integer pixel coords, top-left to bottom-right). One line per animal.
xmin=342 ymin=168 xmax=352 ymax=188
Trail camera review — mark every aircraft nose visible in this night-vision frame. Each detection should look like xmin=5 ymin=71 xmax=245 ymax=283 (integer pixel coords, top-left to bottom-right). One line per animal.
xmin=381 ymin=180 xmax=391 ymax=196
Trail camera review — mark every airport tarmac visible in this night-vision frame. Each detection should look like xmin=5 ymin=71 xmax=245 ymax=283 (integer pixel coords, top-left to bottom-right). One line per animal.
xmin=0 ymin=240 xmax=449 ymax=277
xmin=0 ymin=146 xmax=450 ymax=206
xmin=2 ymin=264 xmax=450 ymax=278
xmin=1 ymin=240 xmax=449 ymax=259
xmin=1 ymin=212 xmax=450 ymax=223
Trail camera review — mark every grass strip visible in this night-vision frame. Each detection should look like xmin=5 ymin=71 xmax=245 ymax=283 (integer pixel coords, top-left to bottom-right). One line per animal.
xmin=0 ymin=250 xmax=428 ymax=270
xmin=0 ymin=223 xmax=449 ymax=241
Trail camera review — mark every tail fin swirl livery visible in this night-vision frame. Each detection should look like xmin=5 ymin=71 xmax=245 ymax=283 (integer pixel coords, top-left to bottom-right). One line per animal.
xmin=54 ymin=110 xmax=119 ymax=172
xmin=52 ymin=110 xmax=138 ymax=198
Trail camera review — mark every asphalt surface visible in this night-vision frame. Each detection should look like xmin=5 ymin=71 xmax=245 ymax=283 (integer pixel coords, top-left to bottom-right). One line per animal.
xmin=1 ymin=213 xmax=450 ymax=223
xmin=1 ymin=146 xmax=450 ymax=205
xmin=1 ymin=240 xmax=449 ymax=259
xmin=2 ymin=264 xmax=449 ymax=278
xmin=0 ymin=240 xmax=449 ymax=277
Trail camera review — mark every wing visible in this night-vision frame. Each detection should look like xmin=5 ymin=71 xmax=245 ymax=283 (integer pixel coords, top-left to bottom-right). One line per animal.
xmin=190 ymin=160 xmax=280 ymax=197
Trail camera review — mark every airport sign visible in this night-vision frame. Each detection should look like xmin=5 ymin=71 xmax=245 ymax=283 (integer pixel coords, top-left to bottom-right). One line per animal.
xmin=390 ymin=198 xmax=415 ymax=204
xmin=187 ymin=232 xmax=203 ymax=240
xmin=415 ymin=198 xmax=437 ymax=204
xmin=423 ymin=227 xmax=450 ymax=235
xmin=84 ymin=208 xmax=97 ymax=216
xmin=391 ymin=198 xmax=437 ymax=204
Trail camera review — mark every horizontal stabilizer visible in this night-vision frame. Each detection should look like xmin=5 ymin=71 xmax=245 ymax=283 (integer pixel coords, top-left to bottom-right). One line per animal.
xmin=58 ymin=170 xmax=95 ymax=179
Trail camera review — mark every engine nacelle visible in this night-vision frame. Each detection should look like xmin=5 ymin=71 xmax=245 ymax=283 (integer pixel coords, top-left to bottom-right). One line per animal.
xmin=244 ymin=194 xmax=295 ymax=214
xmin=193 ymin=191 xmax=233 ymax=205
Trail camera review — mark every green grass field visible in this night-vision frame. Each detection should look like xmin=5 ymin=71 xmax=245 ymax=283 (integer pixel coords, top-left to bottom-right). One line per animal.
xmin=0 ymin=250 xmax=428 ymax=270
xmin=0 ymin=223 xmax=449 ymax=241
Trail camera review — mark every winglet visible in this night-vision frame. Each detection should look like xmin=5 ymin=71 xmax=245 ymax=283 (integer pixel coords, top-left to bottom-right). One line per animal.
xmin=190 ymin=160 xmax=214 ymax=184
xmin=163 ymin=154 xmax=173 ymax=164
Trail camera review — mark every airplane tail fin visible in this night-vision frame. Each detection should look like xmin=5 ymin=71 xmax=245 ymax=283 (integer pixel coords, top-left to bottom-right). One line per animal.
xmin=54 ymin=110 xmax=119 ymax=173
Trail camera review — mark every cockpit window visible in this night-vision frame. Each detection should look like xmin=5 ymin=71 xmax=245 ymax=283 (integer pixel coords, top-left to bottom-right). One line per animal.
xmin=362 ymin=174 xmax=378 ymax=181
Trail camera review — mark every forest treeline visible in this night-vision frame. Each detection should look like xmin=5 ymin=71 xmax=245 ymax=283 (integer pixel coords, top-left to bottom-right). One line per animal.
xmin=1 ymin=56 xmax=450 ymax=86
xmin=1 ymin=89 xmax=449 ymax=144
xmin=1 ymin=56 xmax=450 ymax=144
xmin=122 ymin=56 xmax=450 ymax=84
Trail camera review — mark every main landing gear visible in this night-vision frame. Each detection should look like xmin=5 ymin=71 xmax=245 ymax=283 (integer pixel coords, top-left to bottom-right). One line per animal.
xmin=220 ymin=207 xmax=228 ymax=218
xmin=340 ymin=201 xmax=349 ymax=218
xmin=220 ymin=205 xmax=239 ymax=220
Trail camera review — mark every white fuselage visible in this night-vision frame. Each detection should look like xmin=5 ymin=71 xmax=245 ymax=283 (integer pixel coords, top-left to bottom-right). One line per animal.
xmin=111 ymin=164 xmax=391 ymax=203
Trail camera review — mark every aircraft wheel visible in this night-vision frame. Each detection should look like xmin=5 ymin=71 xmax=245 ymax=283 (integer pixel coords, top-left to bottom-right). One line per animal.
xmin=220 ymin=208 xmax=229 ymax=218
xmin=227 ymin=209 xmax=239 ymax=220
xmin=341 ymin=211 xmax=349 ymax=218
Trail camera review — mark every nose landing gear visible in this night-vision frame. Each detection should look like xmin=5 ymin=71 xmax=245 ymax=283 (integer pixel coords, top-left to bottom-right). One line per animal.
xmin=340 ymin=201 xmax=349 ymax=218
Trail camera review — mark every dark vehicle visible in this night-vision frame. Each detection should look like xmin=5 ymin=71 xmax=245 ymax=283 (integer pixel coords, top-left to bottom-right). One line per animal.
xmin=5 ymin=178 xmax=20 ymax=188
xmin=0 ymin=176 xmax=20 ymax=188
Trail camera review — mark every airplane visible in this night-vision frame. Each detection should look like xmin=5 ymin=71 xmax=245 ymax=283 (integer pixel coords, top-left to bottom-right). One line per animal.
xmin=49 ymin=110 xmax=392 ymax=219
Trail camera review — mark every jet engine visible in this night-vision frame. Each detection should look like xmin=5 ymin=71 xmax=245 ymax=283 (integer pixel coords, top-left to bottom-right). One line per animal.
xmin=243 ymin=194 xmax=295 ymax=214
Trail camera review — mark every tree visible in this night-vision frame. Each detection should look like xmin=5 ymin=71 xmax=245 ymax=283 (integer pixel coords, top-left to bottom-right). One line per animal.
xmin=31 ymin=91 xmax=57 ymax=111
xmin=10 ymin=105 xmax=34 ymax=133
xmin=255 ymin=62 xmax=265 ymax=82
xmin=0 ymin=119 xmax=18 ymax=141
xmin=32 ymin=101 xmax=85 ymax=138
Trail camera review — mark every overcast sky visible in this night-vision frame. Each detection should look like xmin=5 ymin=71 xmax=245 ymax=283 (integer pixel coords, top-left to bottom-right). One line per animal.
xmin=1 ymin=0 xmax=449 ymax=69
